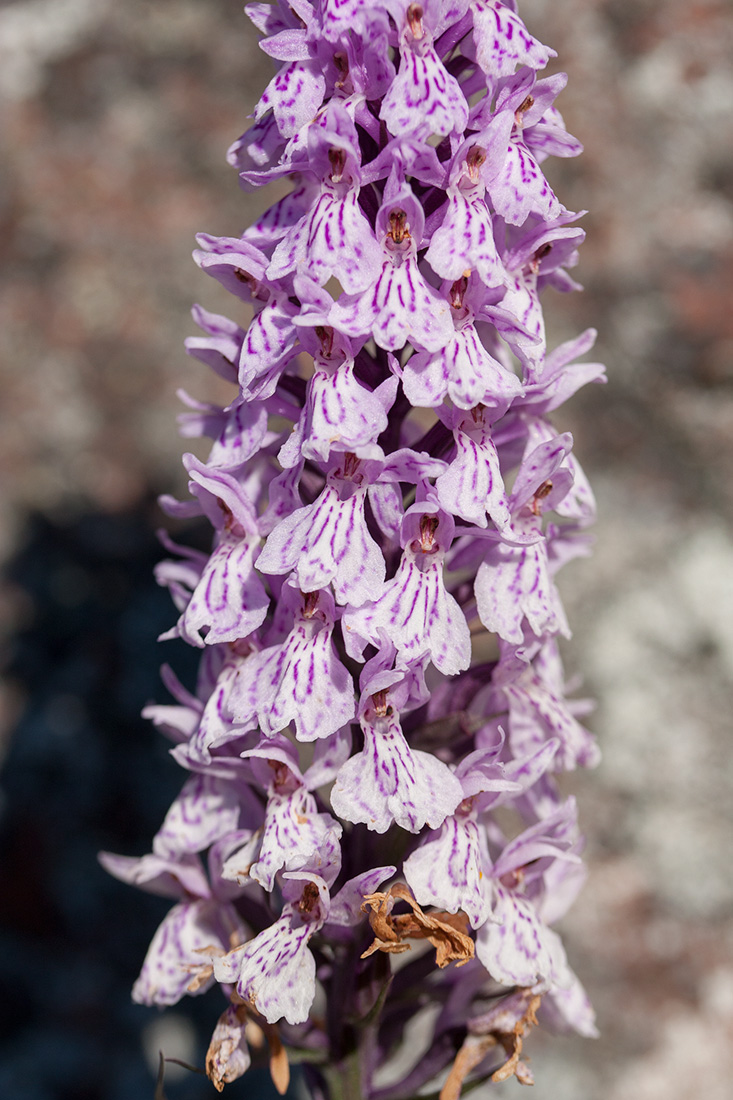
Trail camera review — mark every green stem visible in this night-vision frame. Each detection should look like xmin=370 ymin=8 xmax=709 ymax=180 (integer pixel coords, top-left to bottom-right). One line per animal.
xmin=356 ymin=970 xmax=393 ymax=1029
xmin=323 ymin=1046 xmax=363 ymax=1100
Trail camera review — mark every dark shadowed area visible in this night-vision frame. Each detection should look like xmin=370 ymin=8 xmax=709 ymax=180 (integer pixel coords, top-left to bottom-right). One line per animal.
xmin=1 ymin=1 xmax=732 ymax=1098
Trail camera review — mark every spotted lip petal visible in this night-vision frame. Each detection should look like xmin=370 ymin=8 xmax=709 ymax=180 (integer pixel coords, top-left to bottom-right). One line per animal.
xmin=269 ymin=188 xmax=383 ymax=292
xmin=436 ymin=414 xmax=512 ymax=531
xmin=229 ymin=590 xmax=356 ymax=741
xmin=402 ymin=319 xmax=523 ymax=409
xmin=329 ymin=177 xmax=454 ymax=352
xmin=239 ymin=736 xmax=343 ymax=889
xmin=247 ymin=786 xmax=342 ymax=889
xmin=330 ymin=251 xmax=454 ymax=352
xmin=215 ymin=918 xmax=317 ymax=1024
xmin=132 ymin=899 xmax=240 ymax=1007
xmin=475 ymin=533 xmax=570 ymax=645
xmin=177 ymin=534 xmax=269 ymax=648
xmin=331 ymin=707 xmax=463 ymax=833
xmin=277 ymin=362 xmax=397 ymax=467
xmin=475 ymin=886 xmax=558 ymax=988
xmin=403 ymin=814 xmax=491 ymax=928
xmin=471 ymin=0 xmax=556 ymax=80
xmin=213 ymin=873 xmax=330 ymax=1025
xmin=257 ymin=478 xmax=386 ymax=606
xmin=343 ymin=503 xmax=471 ymax=675
xmin=267 ymin=101 xmax=383 ymax=291
xmin=380 ymin=43 xmax=469 ymax=139
xmin=256 ymin=61 xmax=327 ymax=140
xmin=426 ymin=186 xmax=507 ymax=288
xmin=188 ymin=655 xmax=258 ymax=763
xmin=343 ymin=552 xmax=471 ymax=675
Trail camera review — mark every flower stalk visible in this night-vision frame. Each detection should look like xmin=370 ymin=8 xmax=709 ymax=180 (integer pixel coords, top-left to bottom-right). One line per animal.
xmin=102 ymin=0 xmax=605 ymax=1095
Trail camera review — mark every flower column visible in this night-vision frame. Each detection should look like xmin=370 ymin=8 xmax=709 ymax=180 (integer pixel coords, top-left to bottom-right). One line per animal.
xmin=103 ymin=1 xmax=605 ymax=1097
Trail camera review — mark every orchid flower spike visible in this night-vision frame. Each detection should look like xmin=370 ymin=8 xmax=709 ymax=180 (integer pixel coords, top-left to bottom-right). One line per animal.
xmin=103 ymin=2 xmax=605 ymax=1096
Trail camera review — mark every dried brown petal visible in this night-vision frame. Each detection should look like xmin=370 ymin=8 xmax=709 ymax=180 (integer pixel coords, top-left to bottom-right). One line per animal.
xmin=360 ymin=884 xmax=474 ymax=967
xmin=205 ymin=1003 xmax=250 ymax=1093
xmin=442 ymin=993 xmax=541 ymax=1097
xmin=263 ymin=1023 xmax=290 ymax=1096
xmin=440 ymin=1034 xmax=497 ymax=1100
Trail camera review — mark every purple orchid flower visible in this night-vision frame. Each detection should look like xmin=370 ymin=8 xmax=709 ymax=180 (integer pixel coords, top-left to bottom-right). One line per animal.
xmin=104 ymin=1 xmax=605 ymax=1095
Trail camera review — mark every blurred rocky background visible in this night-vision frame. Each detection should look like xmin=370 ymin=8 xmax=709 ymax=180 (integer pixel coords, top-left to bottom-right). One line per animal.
xmin=1 ymin=0 xmax=732 ymax=1097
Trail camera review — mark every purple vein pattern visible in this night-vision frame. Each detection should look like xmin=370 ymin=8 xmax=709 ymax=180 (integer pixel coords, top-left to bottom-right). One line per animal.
xmin=102 ymin=2 xmax=605 ymax=1096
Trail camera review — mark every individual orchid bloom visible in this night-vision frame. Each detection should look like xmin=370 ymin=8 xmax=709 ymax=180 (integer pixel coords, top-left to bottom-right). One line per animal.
xmin=277 ymin=315 xmax=398 ymax=467
xmin=213 ymin=872 xmax=329 ymax=1025
xmin=175 ymin=534 xmax=268 ymax=648
xmin=253 ymin=12 xmax=328 ymax=141
xmin=435 ymin=402 xmax=512 ymax=530
xmin=193 ymin=235 xmax=277 ymax=303
xmin=234 ymin=733 xmax=343 ymax=890
xmin=518 ymin=414 xmax=597 ymax=526
xmin=403 ymin=807 xmax=491 ymax=928
xmin=157 ymin=454 xmax=269 ymax=648
xmin=258 ymin=447 xmax=444 ymax=605
xmin=489 ymin=130 xmax=564 ymax=228
xmin=479 ymin=70 xmax=569 ymax=228
xmin=99 ymin=847 xmax=246 ymax=1006
xmin=495 ymin=213 xmax=587 ymax=375
xmin=215 ymin=863 xmax=397 ymax=1031
xmin=257 ymin=451 xmax=387 ymax=605
xmin=110 ymin=1 xmax=604 ymax=1093
xmin=477 ymin=637 xmax=600 ymax=770
xmin=522 ymin=90 xmax=585 ymax=166
xmin=322 ymin=10 xmax=395 ymax=101
xmin=267 ymin=101 xmax=383 ymax=292
xmin=380 ymin=0 xmax=469 ymax=139
xmin=474 ymin=432 xmax=575 ymax=645
xmin=343 ymin=500 xmax=471 ymax=675
xmin=229 ymin=586 xmax=355 ymax=741
xmin=329 ymin=174 xmax=454 ymax=352
xmin=331 ymin=657 xmax=464 ymax=832
xmin=399 ymin=273 xmax=523 ymax=409
xmin=475 ymin=799 xmax=583 ymax=988
xmin=193 ymin=237 xmax=303 ymax=399
xmin=502 ymin=212 xmax=586 ymax=291
xmin=425 ymin=129 xmax=512 ymax=289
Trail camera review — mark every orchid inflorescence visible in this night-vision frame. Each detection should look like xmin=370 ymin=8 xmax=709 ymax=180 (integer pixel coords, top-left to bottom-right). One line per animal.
xmin=101 ymin=1 xmax=605 ymax=1095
